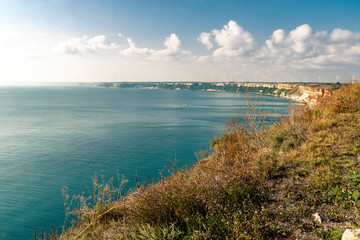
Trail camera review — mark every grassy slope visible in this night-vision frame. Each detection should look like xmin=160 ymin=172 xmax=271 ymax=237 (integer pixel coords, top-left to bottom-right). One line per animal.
xmin=58 ymin=83 xmax=360 ymax=240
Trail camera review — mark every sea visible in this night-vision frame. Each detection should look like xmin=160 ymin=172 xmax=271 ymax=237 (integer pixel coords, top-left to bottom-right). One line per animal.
xmin=0 ymin=86 xmax=294 ymax=239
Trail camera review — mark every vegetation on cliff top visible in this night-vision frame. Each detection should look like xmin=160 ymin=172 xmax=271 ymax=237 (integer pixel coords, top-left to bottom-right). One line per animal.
xmin=45 ymin=82 xmax=360 ymax=239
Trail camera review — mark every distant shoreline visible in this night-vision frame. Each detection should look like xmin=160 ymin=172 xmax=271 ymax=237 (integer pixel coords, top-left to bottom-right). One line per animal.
xmin=98 ymin=81 xmax=340 ymax=105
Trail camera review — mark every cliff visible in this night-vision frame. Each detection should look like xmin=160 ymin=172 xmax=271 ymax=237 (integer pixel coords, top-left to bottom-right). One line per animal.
xmin=275 ymin=84 xmax=334 ymax=105
xmin=234 ymin=82 xmax=335 ymax=105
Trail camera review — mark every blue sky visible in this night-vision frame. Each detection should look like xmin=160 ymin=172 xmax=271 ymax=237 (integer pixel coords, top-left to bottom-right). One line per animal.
xmin=0 ymin=0 xmax=359 ymax=84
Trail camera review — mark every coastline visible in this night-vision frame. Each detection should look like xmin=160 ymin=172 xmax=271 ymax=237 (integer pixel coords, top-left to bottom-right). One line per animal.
xmin=98 ymin=81 xmax=339 ymax=105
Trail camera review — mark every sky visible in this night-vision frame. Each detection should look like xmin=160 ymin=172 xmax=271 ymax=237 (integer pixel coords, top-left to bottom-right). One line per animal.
xmin=0 ymin=0 xmax=359 ymax=85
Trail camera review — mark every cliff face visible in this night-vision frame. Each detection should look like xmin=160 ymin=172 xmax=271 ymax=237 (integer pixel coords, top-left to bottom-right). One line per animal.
xmin=235 ymin=82 xmax=335 ymax=105
xmin=276 ymin=84 xmax=334 ymax=105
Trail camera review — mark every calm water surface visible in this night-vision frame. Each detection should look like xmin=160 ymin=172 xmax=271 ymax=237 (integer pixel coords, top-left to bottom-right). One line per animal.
xmin=0 ymin=87 xmax=293 ymax=239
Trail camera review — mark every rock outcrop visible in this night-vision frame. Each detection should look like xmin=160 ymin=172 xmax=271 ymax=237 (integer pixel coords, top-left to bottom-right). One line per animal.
xmin=281 ymin=84 xmax=333 ymax=105
xmin=342 ymin=229 xmax=360 ymax=240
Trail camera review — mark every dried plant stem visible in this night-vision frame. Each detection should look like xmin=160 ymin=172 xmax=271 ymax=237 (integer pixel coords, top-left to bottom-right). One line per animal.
xmin=73 ymin=202 xmax=119 ymax=240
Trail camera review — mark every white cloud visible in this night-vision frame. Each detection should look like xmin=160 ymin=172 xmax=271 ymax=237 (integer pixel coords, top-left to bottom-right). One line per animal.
xmin=257 ymin=24 xmax=360 ymax=71
xmin=121 ymin=37 xmax=154 ymax=56
xmin=53 ymin=35 xmax=118 ymax=54
xmin=197 ymin=32 xmax=213 ymax=50
xmin=262 ymin=29 xmax=286 ymax=55
xmin=345 ymin=44 xmax=360 ymax=56
xmin=212 ymin=20 xmax=255 ymax=58
xmin=49 ymin=23 xmax=360 ymax=74
xmin=9 ymin=21 xmax=356 ymax=84
xmin=197 ymin=20 xmax=255 ymax=59
xmin=314 ymin=31 xmax=328 ymax=39
xmin=120 ymin=33 xmax=188 ymax=61
xmin=288 ymin=24 xmax=312 ymax=53
xmin=198 ymin=55 xmax=211 ymax=62
xmin=213 ymin=21 xmax=254 ymax=50
xmin=330 ymin=28 xmax=353 ymax=42
xmin=289 ymin=24 xmax=312 ymax=42
xmin=194 ymin=21 xmax=360 ymax=76
xmin=272 ymin=29 xmax=285 ymax=45
xmin=257 ymin=24 xmax=315 ymax=59
xmin=164 ymin=33 xmax=181 ymax=52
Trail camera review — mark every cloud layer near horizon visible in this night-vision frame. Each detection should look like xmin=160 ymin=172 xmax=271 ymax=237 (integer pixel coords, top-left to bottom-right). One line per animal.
xmin=52 ymin=20 xmax=360 ymax=72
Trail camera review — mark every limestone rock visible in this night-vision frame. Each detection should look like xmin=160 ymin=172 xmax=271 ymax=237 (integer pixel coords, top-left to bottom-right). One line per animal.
xmin=342 ymin=229 xmax=360 ymax=240
xmin=312 ymin=212 xmax=322 ymax=224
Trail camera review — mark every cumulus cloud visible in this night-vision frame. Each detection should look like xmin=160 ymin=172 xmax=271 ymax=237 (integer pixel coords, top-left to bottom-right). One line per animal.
xmin=197 ymin=32 xmax=213 ymax=50
xmin=262 ymin=29 xmax=286 ymax=55
xmin=164 ymin=33 xmax=181 ymax=52
xmin=195 ymin=21 xmax=360 ymax=74
xmin=345 ymin=44 xmax=360 ymax=56
xmin=121 ymin=37 xmax=154 ymax=56
xmin=330 ymin=28 xmax=354 ymax=42
xmin=213 ymin=21 xmax=254 ymax=51
xmin=52 ymin=32 xmax=192 ymax=62
xmin=53 ymin=35 xmax=118 ymax=54
xmin=198 ymin=20 xmax=255 ymax=58
xmin=272 ymin=29 xmax=285 ymax=44
xmin=288 ymin=24 xmax=312 ymax=53
xmin=255 ymin=24 xmax=360 ymax=70
xmin=119 ymin=33 xmax=188 ymax=61
xmin=49 ymin=22 xmax=360 ymax=72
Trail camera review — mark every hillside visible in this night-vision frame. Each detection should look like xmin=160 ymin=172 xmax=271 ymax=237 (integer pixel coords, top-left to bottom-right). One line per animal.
xmin=49 ymin=83 xmax=359 ymax=240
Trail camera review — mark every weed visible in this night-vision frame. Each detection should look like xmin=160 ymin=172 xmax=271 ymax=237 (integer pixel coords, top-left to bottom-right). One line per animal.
xmin=327 ymin=208 xmax=345 ymax=222
xmin=314 ymin=227 xmax=345 ymax=240
xmin=60 ymin=171 xmax=128 ymax=239
xmin=120 ymin=223 xmax=184 ymax=240
xmin=348 ymin=170 xmax=360 ymax=184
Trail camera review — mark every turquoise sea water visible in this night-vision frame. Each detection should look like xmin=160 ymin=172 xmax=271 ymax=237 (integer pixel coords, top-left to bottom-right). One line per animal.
xmin=0 ymin=87 xmax=293 ymax=239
